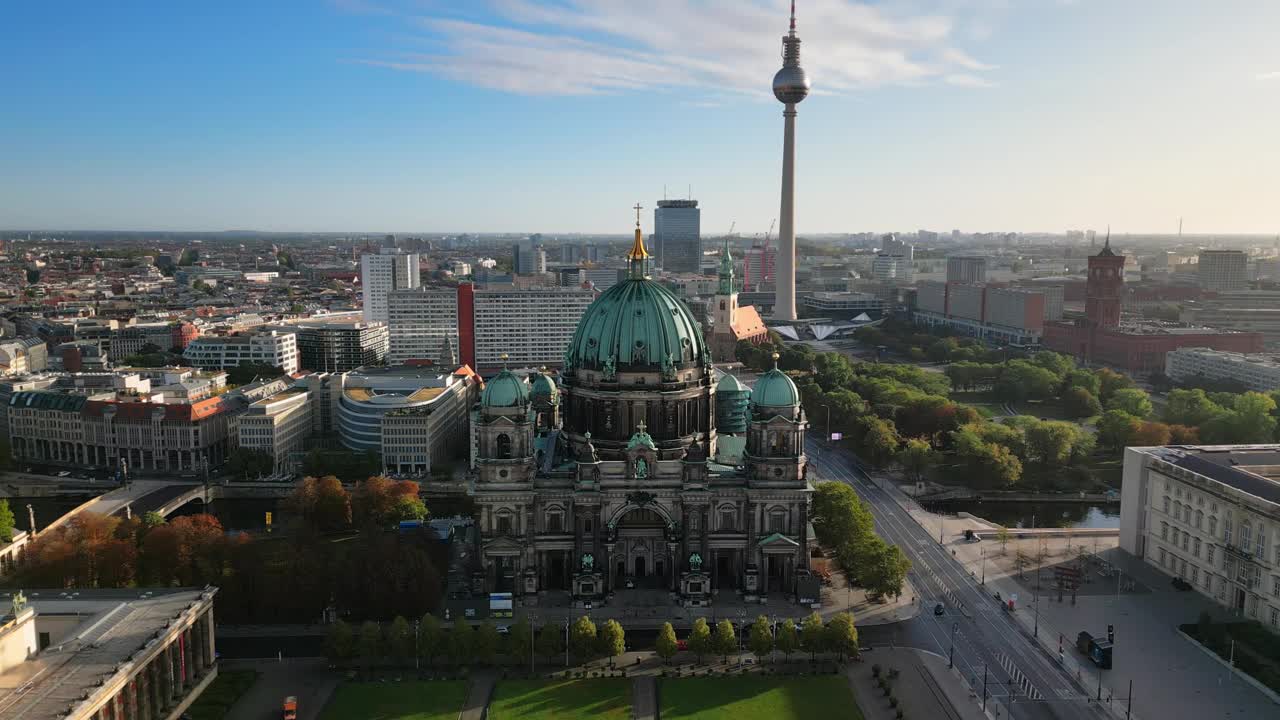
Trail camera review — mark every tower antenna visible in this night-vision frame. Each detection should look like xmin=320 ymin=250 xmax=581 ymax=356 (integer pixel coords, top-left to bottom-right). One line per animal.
xmin=790 ymin=0 xmax=796 ymax=32
xmin=1178 ymin=217 xmax=1183 ymax=237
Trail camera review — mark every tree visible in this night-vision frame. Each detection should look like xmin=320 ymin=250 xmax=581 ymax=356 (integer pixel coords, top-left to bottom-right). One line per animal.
xmin=896 ymin=438 xmax=939 ymax=482
xmin=597 ymin=619 xmax=626 ymax=668
xmin=358 ymin=621 xmax=383 ymax=671
xmin=387 ymin=616 xmax=413 ymax=668
xmin=509 ymin=617 xmax=534 ymax=670
xmin=1107 ymin=388 xmax=1153 ymax=419
xmin=449 ymin=622 xmax=475 ymax=666
xmin=1096 ymin=410 xmax=1141 ymax=451
xmin=1030 ymin=351 xmax=1075 ymax=379
xmin=287 ymin=475 xmax=352 ymax=531
xmin=536 ymin=623 xmax=563 ymax=666
xmin=1163 ymin=388 xmax=1227 ymax=427
xmin=825 ymin=612 xmax=859 ymax=660
xmin=1169 ymin=424 xmax=1200 ymax=444
xmin=713 ymin=620 xmax=738 ymax=662
xmin=863 ymin=542 xmax=912 ymax=599
xmin=801 ymin=612 xmax=826 ymax=660
xmin=569 ymin=615 xmax=597 ymax=664
xmin=854 ymin=416 xmax=901 ymax=468
xmin=776 ymin=619 xmax=799 ymax=661
xmin=417 ymin=614 xmax=444 ymax=667
xmin=688 ymin=617 xmax=713 ymax=663
xmin=748 ymin=615 xmax=774 ymax=662
xmin=352 ymin=477 xmax=424 ymax=528
xmin=1062 ymin=387 xmax=1103 ymax=419
xmin=474 ymin=622 xmax=500 ymax=666
xmin=994 ymin=361 xmax=1059 ymax=402
xmin=1061 ymin=369 xmax=1102 ymax=397
xmin=811 ymin=482 xmax=876 ymax=550
xmin=952 ymin=429 xmax=1022 ymax=488
xmin=996 ymin=525 xmax=1011 ymax=554
xmin=1096 ymin=367 xmax=1133 ymax=401
xmin=325 ymin=620 xmax=355 ymax=667
xmin=1132 ymin=421 xmax=1172 ymax=446
xmin=226 ymin=448 xmax=275 ymax=479
xmin=656 ymin=622 xmax=679 ymax=665
xmin=0 ymin=499 xmax=15 ymax=543
xmin=1024 ymin=421 xmax=1082 ymax=466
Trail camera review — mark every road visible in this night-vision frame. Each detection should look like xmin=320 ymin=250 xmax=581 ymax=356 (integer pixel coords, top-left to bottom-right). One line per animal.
xmin=808 ymin=439 xmax=1112 ymax=720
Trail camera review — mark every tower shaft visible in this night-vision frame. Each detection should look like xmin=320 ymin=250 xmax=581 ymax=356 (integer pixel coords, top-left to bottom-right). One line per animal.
xmin=775 ymin=105 xmax=798 ymax=321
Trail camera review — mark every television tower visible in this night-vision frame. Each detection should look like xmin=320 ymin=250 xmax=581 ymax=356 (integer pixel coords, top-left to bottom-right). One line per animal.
xmin=772 ymin=1 xmax=809 ymax=321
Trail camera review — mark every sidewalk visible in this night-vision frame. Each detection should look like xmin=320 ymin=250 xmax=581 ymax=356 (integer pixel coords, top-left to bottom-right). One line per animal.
xmin=847 ymin=648 xmax=987 ymax=720
xmin=514 ymin=576 xmax=918 ymax=630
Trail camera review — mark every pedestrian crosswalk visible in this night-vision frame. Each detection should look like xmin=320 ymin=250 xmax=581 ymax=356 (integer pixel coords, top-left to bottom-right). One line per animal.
xmin=996 ymin=652 xmax=1044 ymax=701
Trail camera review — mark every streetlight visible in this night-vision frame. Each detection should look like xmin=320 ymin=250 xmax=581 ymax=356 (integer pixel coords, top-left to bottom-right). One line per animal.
xmin=949 ymin=622 xmax=958 ymax=668
xmin=980 ymin=548 xmax=986 ymax=585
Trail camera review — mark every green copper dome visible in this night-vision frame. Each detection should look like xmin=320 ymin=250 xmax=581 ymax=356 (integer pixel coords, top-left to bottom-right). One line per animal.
xmin=529 ymin=372 xmax=559 ymax=401
xmin=482 ymin=369 xmax=529 ymax=408
xmin=751 ymin=368 xmax=800 ymax=409
xmin=566 ymin=277 xmax=709 ymax=373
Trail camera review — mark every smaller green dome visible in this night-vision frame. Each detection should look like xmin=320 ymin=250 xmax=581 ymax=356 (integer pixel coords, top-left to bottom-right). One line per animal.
xmin=716 ymin=373 xmax=748 ymax=395
xmin=530 ymin=373 xmax=559 ymax=401
xmin=752 ymin=368 xmax=800 ymax=409
xmin=482 ymin=369 xmax=529 ymax=408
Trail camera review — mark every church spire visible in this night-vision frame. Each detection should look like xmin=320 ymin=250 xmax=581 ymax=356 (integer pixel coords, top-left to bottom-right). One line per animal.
xmin=718 ymin=235 xmax=735 ymax=294
xmin=628 ymin=202 xmax=650 ymax=279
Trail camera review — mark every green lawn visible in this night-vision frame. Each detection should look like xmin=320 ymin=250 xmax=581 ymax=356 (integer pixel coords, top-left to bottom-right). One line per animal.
xmin=661 ymin=676 xmax=862 ymax=720
xmin=488 ymin=679 xmax=631 ymax=720
xmin=318 ymin=680 xmax=468 ymax=720
xmin=185 ymin=670 xmax=259 ymax=720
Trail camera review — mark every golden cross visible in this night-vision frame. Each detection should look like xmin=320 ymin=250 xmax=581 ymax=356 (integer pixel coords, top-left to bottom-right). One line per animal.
xmin=633 ymin=203 xmax=643 ymax=228
xmin=636 ymin=419 xmax=647 ymax=434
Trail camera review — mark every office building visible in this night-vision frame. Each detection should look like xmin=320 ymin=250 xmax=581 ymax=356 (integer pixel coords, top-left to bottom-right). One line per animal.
xmin=387 ymin=287 xmax=460 ymax=366
xmin=0 ymin=338 xmax=48 ymax=375
xmin=0 ymin=588 xmax=217 ymax=720
xmin=238 ymin=387 xmax=313 ymax=473
xmin=872 ymin=234 xmax=913 ymax=284
xmin=1198 ymin=250 xmax=1248 ymax=292
xmin=743 ymin=244 xmax=777 ymax=290
xmin=183 ymin=330 xmax=299 ymax=374
xmin=7 ymin=390 xmax=241 ymax=472
xmin=654 ymin=199 xmax=701 ymax=273
xmin=1045 ymin=241 xmax=1265 ymax=371
xmin=946 ymin=256 xmax=988 ymax=284
xmin=513 ymin=239 xmax=547 ymax=275
xmin=283 ymin=320 xmax=388 ymax=372
xmin=1165 ymin=347 xmax=1280 ymax=392
xmin=582 ymin=267 xmax=624 ymax=292
xmin=361 ymin=249 xmax=421 ymax=323
xmin=1181 ymin=293 xmax=1280 ymax=348
xmin=333 ymin=366 xmax=476 ymax=474
xmin=468 ymin=287 xmax=595 ymax=372
xmin=913 ymin=281 xmax=1048 ymax=346
xmin=1120 ymin=445 xmax=1280 ymax=631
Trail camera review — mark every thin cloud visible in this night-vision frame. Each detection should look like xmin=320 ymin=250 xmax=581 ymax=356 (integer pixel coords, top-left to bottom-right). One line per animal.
xmin=351 ymin=0 xmax=997 ymax=97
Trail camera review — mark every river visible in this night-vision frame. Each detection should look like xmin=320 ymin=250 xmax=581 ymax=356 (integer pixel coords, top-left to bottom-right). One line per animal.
xmin=4 ymin=495 xmax=97 ymax=533
xmin=929 ymin=500 xmax=1120 ymax=529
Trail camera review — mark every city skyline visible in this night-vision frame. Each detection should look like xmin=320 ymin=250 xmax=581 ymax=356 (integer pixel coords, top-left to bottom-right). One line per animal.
xmin=3 ymin=1 xmax=1279 ymax=234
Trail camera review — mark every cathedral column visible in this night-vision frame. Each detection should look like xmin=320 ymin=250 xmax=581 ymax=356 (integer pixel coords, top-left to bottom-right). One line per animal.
xmin=798 ymin=502 xmax=810 ymax=570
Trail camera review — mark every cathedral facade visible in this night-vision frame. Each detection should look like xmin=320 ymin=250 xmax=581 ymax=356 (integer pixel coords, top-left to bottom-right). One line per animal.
xmin=471 ymin=215 xmax=813 ymax=606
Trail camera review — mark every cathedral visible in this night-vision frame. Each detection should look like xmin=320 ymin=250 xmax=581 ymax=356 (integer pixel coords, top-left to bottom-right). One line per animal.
xmin=471 ymin=211 xmax=814 ymax=607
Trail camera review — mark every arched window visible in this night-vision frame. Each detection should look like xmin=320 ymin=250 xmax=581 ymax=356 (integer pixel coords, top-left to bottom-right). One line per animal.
xmin=545 ymin=506 xmax=564 ymax=533
xmin=496 ymin=433 xmax=512 ymax=459
xmin=769 ymin=508 xmax=788 ymax=534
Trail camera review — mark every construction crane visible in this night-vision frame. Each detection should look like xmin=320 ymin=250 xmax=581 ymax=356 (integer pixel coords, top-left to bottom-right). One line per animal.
xmin=728 ymin=221 xmax=736 ymax=237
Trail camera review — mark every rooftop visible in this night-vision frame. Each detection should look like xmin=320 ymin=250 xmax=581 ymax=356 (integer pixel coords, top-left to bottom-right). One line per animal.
xmin=1143 ymin=445 xmax=1280 ymax=506
xmin=0 ymin=588 xmax=214 ymax=720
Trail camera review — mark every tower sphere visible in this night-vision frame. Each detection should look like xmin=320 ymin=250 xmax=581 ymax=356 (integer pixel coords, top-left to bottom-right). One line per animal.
xmin=773 ymin=64 xmax=810 ymax=104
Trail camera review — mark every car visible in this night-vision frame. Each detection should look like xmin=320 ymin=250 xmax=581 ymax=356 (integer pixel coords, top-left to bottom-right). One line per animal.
xmin=1171 ymin=577 xmax=1193 ymax=591
xmin=57 ymin=470 xmax=71 ymax=478
xmin=934 ymin=603 xmax=945 ymax=616
xmin=677 ymin=639 xmax=688 ymax=651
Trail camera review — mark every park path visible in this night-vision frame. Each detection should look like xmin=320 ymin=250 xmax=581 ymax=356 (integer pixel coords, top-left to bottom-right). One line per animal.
xmin=459 ymin=671 xmax=496 ymax=720
xmin=632 ymin=675 xmax=657 ymax=720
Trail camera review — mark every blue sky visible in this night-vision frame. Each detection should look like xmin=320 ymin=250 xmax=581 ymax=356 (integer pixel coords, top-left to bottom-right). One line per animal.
xmin=2 ymin=1 xmax=1277 ymax=235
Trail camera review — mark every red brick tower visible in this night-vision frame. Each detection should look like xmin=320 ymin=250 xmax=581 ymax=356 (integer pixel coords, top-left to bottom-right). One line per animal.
xmin=1085 ymin=237 xmax=1125 ymax=327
